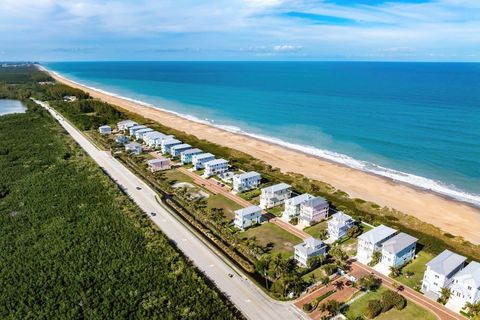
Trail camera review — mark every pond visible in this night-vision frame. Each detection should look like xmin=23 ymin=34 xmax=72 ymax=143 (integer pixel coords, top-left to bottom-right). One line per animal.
xmin=0 ymin=99 xmax=26 ymax=116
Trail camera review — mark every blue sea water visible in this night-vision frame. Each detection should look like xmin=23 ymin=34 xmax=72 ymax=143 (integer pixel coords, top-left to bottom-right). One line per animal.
xmin=44 ymin=61 xmax=480 ymax=206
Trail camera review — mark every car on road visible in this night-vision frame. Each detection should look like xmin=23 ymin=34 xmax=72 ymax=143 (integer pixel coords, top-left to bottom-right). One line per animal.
xmin=151 ymin=212 xmax=156 ymax=217
xmin=136 ymin=186 xmax=142 ymax=190
xmin=228 ymin=273 xmax=234 ymax=278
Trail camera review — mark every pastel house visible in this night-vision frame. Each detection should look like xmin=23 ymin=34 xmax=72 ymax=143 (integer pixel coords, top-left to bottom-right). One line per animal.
xmin=125 ymin=142 xmax=142 ymax=155
xmin=143 ymin=131 xmax=166 ymax=148
xmin=447 ymin=261 xmax=480 ymax=312
xmin=170 ymin=143 xmax=192 ymax=157
xmin=98 ymin=125 xmax=112 ymax=135
xmin=115 ymin=134 xmax=129 ymax=145
xmin=356 ymin=224 xmax=397 ymax=264
xmin=234 ymin=205 xmax=262 ymax=230
xmin=192 ymin=153 xmax=215 ymax=170
xmin=117 ymin=119 xmax=138 ymax=131
xmin=298 ymin=196 xmax=329 ymax=226
xmin=421 ymin=250 xmax=466 ymax=300
xmin=147 ymin=157 xmax=171 ymax=172
xmin=327 ymin=211 xmax=355 ymax=241
xmin=283 ymin=193 xmax=313 ymax=221
xmin=180 ymin=148 xmax=203 ymax=164
xmin=129 ymin=125 xmax=147 ymax=136
xmin=294 ymin=237 xmax=327 ymax=267
xmin=379 ymin=232 xmax=417 ymax=268
xmin=135 ymin=128 xmax=153 ymax=140
xmin=204 ymin=159 xmax=229 ymax=177
xmin=259 ymin=183 xmax=291 ymax=209
xmin=161 ymin=138 xmax=182 ymax=154
xmin=232 ymin=171 xmax=261 ymax=192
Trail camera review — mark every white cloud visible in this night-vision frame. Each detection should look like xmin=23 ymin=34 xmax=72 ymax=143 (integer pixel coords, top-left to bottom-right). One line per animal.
xmin=273 ymin=44 xmax=303 ymax=52
xmin=381 ymin=47 xmax=416 ymax=53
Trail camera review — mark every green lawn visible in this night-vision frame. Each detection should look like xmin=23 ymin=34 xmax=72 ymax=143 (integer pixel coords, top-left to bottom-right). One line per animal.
xmin=206 ymin=194 xmax=243 ymax=221
xmin=302 ymin=266 xmax=326 ymax=282
xmin=268 ymin=206 xmax=283 ymax=217
xmin=395 ymin=251 xmax=433 ymax=289
xmin=238 ymin=223 xmax=302 ymax=258
xmin=304 ymin=220 xmax=328 ymax=238
xmin=345 ymin=286 xmax=436 ymax=320
xmin=162 ymin=169 xmax=194 ymax=184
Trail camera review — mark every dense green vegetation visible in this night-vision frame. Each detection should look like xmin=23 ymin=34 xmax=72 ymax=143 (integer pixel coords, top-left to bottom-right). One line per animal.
xmin=0 ymin=68 xmax=242 ymax=319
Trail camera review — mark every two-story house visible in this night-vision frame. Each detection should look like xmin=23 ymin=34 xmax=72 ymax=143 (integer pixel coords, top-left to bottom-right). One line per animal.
xmin=327 ymin=211 xmax=355 ymax=241
xmin=234 ymin=205 xmax=262 ymax=230
xmin=294 ymin=237 xmax=327 ymax=267
xmin=356 ymin=224 xmax=397 ymax=264
xmin=259 ymin=183 xmax=291 ymax=209
xmin=447 ymin=261 xmax=480 ymax=312
xmin=232 ymin=171 xmax=261 ymax=192
xmin=298 ymin=196 xmax=329 ymax=226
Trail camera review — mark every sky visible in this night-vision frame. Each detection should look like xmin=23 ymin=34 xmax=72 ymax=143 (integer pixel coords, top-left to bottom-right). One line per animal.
xmin=1 ymin=0 xmax=480 ymax=61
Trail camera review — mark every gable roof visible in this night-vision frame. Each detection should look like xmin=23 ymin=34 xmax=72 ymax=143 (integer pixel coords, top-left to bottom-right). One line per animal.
xmin=426 ymin=250 xmax=467 ymax=275
xmin=235 ymin=205 xmax=262 ymax=217
xmin=204 ymin=158 xmax=228 ymax=166
xmin=294 ymin=237 xmax=325 ymax=255
xmin=171 ymin=143 xmax=191 ymax=150
xmin=358 ymin=224 xmax=397 ymax=244
xmin=193 ymin=153 xmax=215 ymax=160
xmin=262 ymin=183 xmax=291 ymax=193
xmin=235 ymin=171 xmax=261 ymax=180
xmin=381 ymin=232 xmax=417 ymax=254
xmin=452 ymin=261 xmax=480 ymax=289
xmin=181 ymin=148 xmax=202 ymax=155
xmin=286 ymin=193 xmax=313 ymax=206
xmin=330 ymin=211 xmax=354 ymax=224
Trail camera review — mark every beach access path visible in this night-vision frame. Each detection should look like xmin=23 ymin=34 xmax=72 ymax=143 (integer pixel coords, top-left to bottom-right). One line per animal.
xmin=35 ymin=100 xmax=307 ymax=320
xmin=46 ymin=69 xmax=480 ymax=244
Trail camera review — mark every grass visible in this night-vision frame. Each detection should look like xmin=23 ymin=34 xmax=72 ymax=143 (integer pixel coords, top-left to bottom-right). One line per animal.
xmin=302 ymin=266 xmax=327 ymax=282
xmin=238 ymin=223 xmax=302 ymax=258
xmin=345 ymin=286 xmax=436 ymax=320
xmin=304 ymin=220 xmax=328 ymax=238
xmin=395 ymin=251 xmax=433 ymax=289
xmin=162 ymin=169 xmax=194 ymax=184
xmin=206 ymin=194 xmax=243 ymax=221
xmin=268 ymin=206 xmax=283 ymax=217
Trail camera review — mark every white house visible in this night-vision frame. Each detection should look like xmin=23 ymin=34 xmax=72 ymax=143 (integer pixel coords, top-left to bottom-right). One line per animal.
xmin=63 ymin=95 xmax=77 ymax=102
xmin=232 ymin=171 xmax=261 ymax=192
xmin=421 ymin=250 xmax=466 ymax=300
xmin=115 ymin=134 xmax=129 ymax=145
xmin=192 ymin=153 xmax=215 ymax=170
xmin=147 ymin=158 xmax=171 ymax=172
xmin=170 ymin=144 xmax=192 ymax=157
xmin=298 ymin=196 xmax=329 ymax=226
xmin=282 ymin=193 xmax=313 ymax=221
xmin=135 ymin=128 xmax=153 ymax=140
xmin=234 ymin=205 xmax=262 ymax=230
xmin=356 ymin=224 xmax=397 ymax=264
xmin=294 ymin=237 xmax=327 ymax=267
xmin=98 ymin=125 xmax=112 ymax=135
xmin=327 ymin=211 xmax=355 ymax=241
xmin=161 ymin=138 xmax=182 ymax=154
xmin=125 ymin=142 xmax=142 ymax=155
xmin=259 ymin=183 xmax=291 ymax=209
xmin=204 ymin=159 xmax=229 ymax=177
xmin=447 ymin=261 xmax=480 ymax=312
xmin=378 ymin=232 xmax=417 ymax=270
xmin=129 ymin=125 xmax=147 ymax=136
xmin=143 ymin=131 xmax=166 ymax=148
xmin=180 ymin=148 xmax=203 ymax=164
xmin=117 ymin=119 xmax=138 ymax=131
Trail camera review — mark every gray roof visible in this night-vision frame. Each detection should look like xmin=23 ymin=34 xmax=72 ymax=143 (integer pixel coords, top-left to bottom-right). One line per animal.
xmin=286 ymin=193 xmax=313 ymax=206
xmin=193 ymin=153 xmax=215 ymax=160
xmin=294 ymin=237 xmax=325 ymax=255
xmin=136 ymin=128 xmax=152 ymax=134
xmin=302 ymin=196 xmax=328 ymax=208
xmin=129 ymin=125 xmax=146 ymax=131
xmin=358 ymin=224 xmax=397 ymax=244
xmin=381 ymin=232 xmax=418 ymax=255
xmin=330 ymin=211 xmax=354 ymax=224
xmin=452 ymin=261 xmax=480 ymax=288
xmin=171 ymin=143 xmax=191 ymax=150
xmin=204 ymin=158 xmax=228 ymax=166
xmin=235 ymin=171 xmax=261 ymax=180
xmin=262 ymin=183 xmax=291 ymax=193
xmin=148 ymin=157 xmax=169 ymax=165
xmin=144 ymin=131 xmax=165 ymax=139
xmin=235 ymin=205 xmax=262 ymax=217
xmin=99 ymin=125 xmax=111 ymax=129
xmin=162 ymin=138 xmax=181 ymax=145
xmin=426 ymin=250 xmax=466 ymax=275
xmin=125 ymin=142 xmax=141 ymax=148
xmin=118 ymin=119 xmax=137 ymax=126
xmin=181 ymin=148 xmax=202 ymax=155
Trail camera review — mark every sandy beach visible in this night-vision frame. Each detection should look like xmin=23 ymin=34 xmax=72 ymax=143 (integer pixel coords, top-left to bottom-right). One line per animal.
xmin=47 ymin=70 xmax=480 ymax=245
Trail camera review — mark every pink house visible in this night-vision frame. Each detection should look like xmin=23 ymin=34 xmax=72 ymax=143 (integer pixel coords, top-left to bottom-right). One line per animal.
xmin=148 ymin=157 xmax=171 ymax=172
xmin=299 ymin=196 xmax=329 ymax=226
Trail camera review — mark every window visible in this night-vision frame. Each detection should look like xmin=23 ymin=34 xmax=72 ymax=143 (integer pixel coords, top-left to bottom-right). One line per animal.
xmin=435 ymin=275 xmax=439 ymax=279
xmin=468 ymin=286 xmax=472 ymax=290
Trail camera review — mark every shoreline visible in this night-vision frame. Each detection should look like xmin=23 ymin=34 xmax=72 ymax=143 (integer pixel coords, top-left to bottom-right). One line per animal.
xmin=43 ymin=67 xmax=480 ymax=244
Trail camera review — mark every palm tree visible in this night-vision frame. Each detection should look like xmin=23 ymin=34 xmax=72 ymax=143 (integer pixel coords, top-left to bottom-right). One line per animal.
xmin=439 ymin=287 xmax=451 ymax=304
xmin=321 ymin=276 xmax=331 ymax=287
xmin=369 ymin=251 xmax=382 ymax=266
xmin=465 ymin=301 xmax=480 ymax=316
xmin=389 ymin=266 xmax=402 ymax=278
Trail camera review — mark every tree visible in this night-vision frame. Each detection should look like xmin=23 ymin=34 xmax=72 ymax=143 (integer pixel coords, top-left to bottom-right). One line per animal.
xmin=359 ymin=274 xmax=380 ymax=291
xmin=438 ymin=287 xmax=451 ymax=304
xmin=347 ymin=225 xmax=362 ymax=238
xmin=319 ymin=300 xmax=341 ymax=317
xmin=381 ymin=289 xmax=406 ymax=312
xmin=255 ymin=257 xmax=271 ymax=289
xmin=366 ymin=299 xmax=382 ymax=319
xmin=389 ymin=266 xmax=402 ymax=278
xmin=369 ymin=251 xmax=382 ymax=266
xmin=321 ymin=276 xmax=331 ymax=287
xmin=465 ymin=301 xmax=480 ymax=316
xmin=329 ymin=247 xmax=348 ymax=265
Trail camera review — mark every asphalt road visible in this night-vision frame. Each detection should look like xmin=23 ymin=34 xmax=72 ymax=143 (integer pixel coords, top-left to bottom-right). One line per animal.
xmin=35 ymin=100 xmax=305 ymax=320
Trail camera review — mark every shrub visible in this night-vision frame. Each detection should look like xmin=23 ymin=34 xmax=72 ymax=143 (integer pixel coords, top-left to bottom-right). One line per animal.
xmin=303 ymin=302 xmax=313 ymax=312
xmin=381 ymin=290 xmax=406 ymax=312
xmin=323 ymin=263 xmax=337 ymax=276
xmin=366 ymin=299 xmax=383 ymax=319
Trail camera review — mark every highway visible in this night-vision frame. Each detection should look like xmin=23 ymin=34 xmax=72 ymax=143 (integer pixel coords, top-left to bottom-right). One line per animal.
xmin=35 ymin=100 xmax=305 ymax=320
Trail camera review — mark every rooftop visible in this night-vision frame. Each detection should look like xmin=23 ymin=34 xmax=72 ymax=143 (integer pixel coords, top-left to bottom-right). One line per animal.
xmin=294 ymin=237 xmax=325 ymax=256
xmin=262 ymin=183 xmax=291 ymax=193
xmin=358 ymin=224 xmax=397 ymax=244
xmin=135 ymin=128 xmax=153 ymax=134
xmin=286 ymin=193 xmax=313 ymax=206
xmin=148 ymin=158 xmax=169 ymax=165
xmin=426 ymin=249 xmax=466 ymax=275
xmin=330 ymin=211 xmax=354 ymax=224
xmin=235 ymin=205 xmax=262 ymax=217
xmin=194 ymin=153 xmax=215 ymax=160
xmin=163 ymin=138 xmax=181 ymax=145
xmin=235 ymin=171 xmax=261 ymax=180
xmin=129 ymin=125 xmax=146 ymax=130
xmin=182 ymin=148 xmax=202 ymax=155
xmin=452 ymin=261 xmax=480 ymax=288
xmin=302 ymin=196 xmax=328 ymax=208
xmin=381 ymin=232 xmax=418 ymax=254
xmin=144 ymin=131 xmax=165 ymax=139
xmin=118 ymin=119 xmax=137 ymax=126
xmin=99 ymin=125 xmax=111 ymax=129
xmin=205 ymin=158 xmax=228 ymax=166
xmin=171 ymin=143 xmax=191 ymax=150
xmin=125 ymin=142 xmax=141 ymax=148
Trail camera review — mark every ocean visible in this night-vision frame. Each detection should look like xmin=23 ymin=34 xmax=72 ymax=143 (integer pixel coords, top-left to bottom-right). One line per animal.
xmin=44 ymin=61 xmax=480 ymax=206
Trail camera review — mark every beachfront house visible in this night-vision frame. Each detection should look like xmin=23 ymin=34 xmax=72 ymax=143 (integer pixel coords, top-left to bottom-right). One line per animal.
xmin=192 ymin=153 xmax=215 ymax=170
xmin=298 ymin=196 xmax=329 ymax=226
xmin=135 ymin=128 xmax=153 ymax=141
xmin=259 ymin=183 xmax=291 ymax=209
xmin=421 ymin=250 xmax=466 ymax=300
xmin=98 ymin=125 xmax=112 ymax=135
xmin=180 ymin=148 xmax=203 ymax=164
xmin=447 ymin=261 xmax=480 ymax=312
xmin=125 ymin=142 xmax=142 ymax=155
xmin=294 ymin=237 xmax=327 ymax=267
xmin=115 ymin=134 xmax=129 ymax=145
xmin=282 ymin=193 xmax=313 ymax=221
xmin=117 ymin=119 xmax=138 ymax=131
xmin=234 ymin=205 xmax=262 ymax=230
xmin=204 ymin=159 xmax=229 ymax=177
xmin=143 ymin=131 xmax=166 ymax=148
xmin=129 ymin=125 xmax=147 ymax=136
xmin=356 ymin=224 xmax=397 ymax=264
xmin=147 ymin=158 xmax=171 ymax=172
xmin=170 ymin=144 xmax=192 ymax=157
xmin=378 ymin=232 xmax=417 ymax=271
xmin=327 ymin=211 xmax=355 ymax=241
xmin=161 ymin=138 xmax=182 ymax=154
xmin=63 ymin=95 xmax=77 ymax=102
xmin=232 ymin=171 xmax=261 ymax=192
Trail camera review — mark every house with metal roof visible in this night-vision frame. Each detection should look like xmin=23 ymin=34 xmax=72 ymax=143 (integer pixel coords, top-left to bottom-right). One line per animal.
xmin=117 ymin=119 xmax=138 ymax=131
xmin=161 ymin=138 xmax=182 ymax=154
xmin=232 ymin=171 xmax=261 ymax=192
xmin=294 ymin=237 xmax=327 ymax=267
xmin=283 ymin=193 xmax=313 ymax=221
xmin=125 ymin=142 xmax=142 ymax=155
xmin=135 ymin=128 xmax=153 ymax=140
xmin=259 ymin=183 xmax=291 ymax=209
xmin=170 ymin=143 xmax=192 ymax=157
xmin=234 ymin=205 xmax=262 ymax=230
xmin=327 ymin=211 xmax=355 ymax=241
xmin=379 ymin=232 xmax=418 ymax=268
xmin=299 ymin=196 xmax=329 ymax=226
xmin=143 ymin=131 xmax=166 ymax=148
xmin=147 ymin=157 xmax=171 ymax=172
xmin=128 ymin=125 xmax=147 ymax=136
xmin=447 ymin=261 xmax=480 ymax=312
xmin=180 ymin=148 xmax=203 ymax=164
xmin=192 ymin=153 xmax=215 ymax=170
xmin=356 ymin=224 xmax=397 ymax=264
xmin=421 ymin=250 xmax=467 ymax=300
xmin=98 ymin=125 xmax=112 ymax=135
xmin=204 ymin=159 xmax=229 ymax=177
